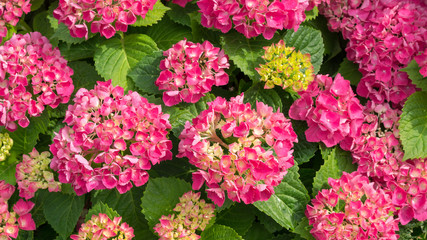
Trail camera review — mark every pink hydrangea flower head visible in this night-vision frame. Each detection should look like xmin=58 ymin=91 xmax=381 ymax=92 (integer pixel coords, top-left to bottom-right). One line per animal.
xmin=70 ymin=213 xmax=134 ymax=240
xmin=0 ymin=32 xmax=74 ymax=131
xmin=16 ymin=148 xmax=62 ymax=200
xmin=0 ymin=180 xmax=36 ymax=239
xmin=53 ymin=0 xmax=158 ymax=39
xmin=49 ymin=80 xmax=173 ymax=195
xmin=153 ymin=191 xmax=215 ymax=240
xmin=156 ymin=39 xmax=230 ymax=106
xmin=198 ymin=0 xmax=311 ymax=39
xmin=306 ymin=172 xmax=400 ymax=240
xmin=289 ymin=74 xmax=364 ymax=147
xmin=256 ymin=40 xmax=314 ymax=92
xmin=0 ymin=0 xmax=31 ymax=42
xmin=178 ymin=94 xmax=298 ymax=206
xmin=0 ymin=133 xmax=12 ymax=162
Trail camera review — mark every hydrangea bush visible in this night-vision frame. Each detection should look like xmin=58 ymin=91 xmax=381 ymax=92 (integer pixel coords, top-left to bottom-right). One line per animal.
xmin=0 ymin=0 xmax=426 ymax=239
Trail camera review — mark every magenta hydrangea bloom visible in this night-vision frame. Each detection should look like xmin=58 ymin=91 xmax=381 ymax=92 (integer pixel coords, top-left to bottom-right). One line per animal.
xmin=50 ymin=80 xmax=173 ymax=195
xmin=318 ymin=0 xmax=426 ymax=105
xmin=178 ymin=94 xmax=297 ymax=206
xmin=0 ymin=180 xmax=36 ymax=239
xmin=71 ymin=213 xmax=134 ymax=240
xmin=0 ymin=32 xmax=74 ymax=131
xmin=289 ymin=74 xmax=364 ymax=148
xmin=53 ymin=0 xmax=157 ymax=39
xmin=198 ymin=0 xmax=311 ymax=39
xmin=306 ymin=172 xmax=399 ymax=240
xmin=156 ymin=39 xmax=229 ymax=106
xmin=415 ymin=49 xmax=427 ymax=77
xmin=16 ymin=148 xmax=62 ymax=200
xmin=0 ymin=0 xmax=31 ymax=42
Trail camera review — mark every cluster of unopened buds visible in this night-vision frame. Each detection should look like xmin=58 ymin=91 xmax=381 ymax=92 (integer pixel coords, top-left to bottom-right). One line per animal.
xmin=154 ymin=191 xmax=215 ymax=240
xmin=306 ymin=172 xmax=399 ymax=240
xmin=289 ymin=74 xmax=364 ymax=147
xmin=256 ymin=40 xmax=314 ymax=92
xmin=0 ymin=32 xmax=74 ymax=131
xmin=317 ymin=0 xmax=426 ymax=105
xmin=0 ymin=180 xmax=36 ymax=239
xmin=156 ymin=39 xmax=229 ymax=106
xmin=178 ymin=94 xmax=297 ymax=206
xmin=0 ymin=0 xmax=31 ymax=42
xmin=198 ymin=0 xmax=313 ymax=39
xmin=15 ymin=148 xmax=61 ymax=200
xmin=53 ymin=0 xmax=157 ymax=39
xmin=0 ymin=132 xmax=12 ymax=162
xmin=50 ymin=80 xmax=173 ymax=195
xmin=71 ymin=213 xmax=134 ymax=240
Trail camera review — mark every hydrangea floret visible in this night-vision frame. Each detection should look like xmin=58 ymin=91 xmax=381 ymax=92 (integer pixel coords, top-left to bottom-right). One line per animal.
xmin=0 ymin=132 xmax=12 ymax=162
xmin=289 ymin=74 xmax=364 ymax=147
xmin=15 ymin=148 xmax=61 ymax=200
xmin=0 ymin=32 xmax=74 ymax=131
xmin=153 ymin=191 xmax=215 ymax=240
xmin=178 ymin=94 xmax=297 ymax=206
xmin=306 ymin=172 xmax=399 ymax=240
xmin=70 ymin=213 xmax=134 ymax=240
xmin=198 ymin=0 xmax=312 ymax=39
xmin=156 ymin=39 xmax=230 ymax=106
xmin=53 ymin=0 xmax=157 ymax=39
xmin=0 ymin=0 xmax=31 ymax=42
xmin=0 ymin=180 xmax=36 ymax=239
xmin=50 ymin=80 xmax=173 ymax=195
xmin=415 ymin=49 xmax=427 ymax=77
xmin=256 ymin=40 xmax=314 ymax=92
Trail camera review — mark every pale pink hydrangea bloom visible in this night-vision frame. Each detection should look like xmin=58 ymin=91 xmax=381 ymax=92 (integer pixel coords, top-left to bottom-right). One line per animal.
xmin=197 ymin=0 xmax=312 ymax=39
xmin=71 ymin=213 xmax=134 ymax=240
xmin=0 ymin=180 xmax=36 ymax=239
xmin=156 ymin=39 xmax=229 ymax=106
xmin=318 ymin=0 xmax=426 ymax=105
xmin=0 ymin=32 xmax=74 ymax=131
xmin=0 ymin=0 xmax=31 ymax=42
xmin=154 ymin=191 xmax=215 ymax=240
xmin=15 ymin=148 xmax=62 ymax=200
xmin=289 ymin=74 xmax=364 ymax=147
xmin=50 ymin=80 xmax=173 ymax=195
xmin=53 ymin=0 xmax=157 ymax=39
xmin=178 ymin=94 xmax=297 ymax=206
xmin=306 ymin=172 xmax=399 ymax=240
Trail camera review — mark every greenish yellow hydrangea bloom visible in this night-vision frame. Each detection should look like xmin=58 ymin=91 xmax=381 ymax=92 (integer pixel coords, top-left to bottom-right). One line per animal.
xmin=256 ymin=40 xmax=314 ymax=92
xmin=0 ymin=133 xmax=13 ymax=162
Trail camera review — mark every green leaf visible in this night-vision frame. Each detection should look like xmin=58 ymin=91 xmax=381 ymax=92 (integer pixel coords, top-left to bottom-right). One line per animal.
xmin=303 ymin=16 xmax=341 ymax=59
xmin=244 ymin=222 xmax=274 ymax=240
xmin=140 ymin=177 xmax=191 ymax=228
xmin=401 ymin=60 xmax=427 ymax=91
xmin=51 ymin=23 xmax=86 ymax=45
xmin=216 ymin=204 xmax=255 ymax=236
xmin=292 ymin=121 xmax=318 ymax=165
xmin=30 ymin=0 xmax=44 ymax=11
xmin=283 ymin=26 xmax=324 ymax=73
xmin=253 ymin=165 xmax=310 ymax=230
xmin=244 ymin=83 xmax=282 ymax=112
xmin=293 ymin=218 xmax=315 ymax=240
xmin=85 ymin=202 xmax=120 ymax=222
xmin=255 ymin=210 xmax=283 ymax=234
xmin=59 ymin=36 xmax=102 ymax=61
xmin=166 ymin=3 xmax=199 ymax=27
xmin=165 ymin=106 xmax=196 ymax=138
xmin=304 ymin=7 xmax=319 ymax=21
xmin=128 ymin=51 xmax=163 ymax=95
xmin=16 ymin=230 xmax=33 ymax=240
xmin=68 ymin=61 xmax=103 ymax=94
xmin=94 ymin=34 xmax=158 ymax=91
xmin=201 ymin=224 xmax=243 ymax=240
xmin=91 ymin=188 xmax=155 ymax=240
xmin=337 ymin=58 xmax=362 ymax=86
xmin=0 ymin=161 xmax=17 ymax=185
xmin=134 ymin=1 xmax=170 ymax=27
xmin=42 ymin=192 xmax=85 ymax=237
xmin=32 ymin=190 xmax=48 ymax=227
xmin=399 ymin=91 xmax=427 ymax=160
xmin=221 ymin=31 xmax=279 ymax=80
xmin=146 ymin=16 xmax=193 ymax=50
xmin=312 ymin=146 xmax=356 ymax=196
xmin=33 ymin=11 xmax=58 ymax=46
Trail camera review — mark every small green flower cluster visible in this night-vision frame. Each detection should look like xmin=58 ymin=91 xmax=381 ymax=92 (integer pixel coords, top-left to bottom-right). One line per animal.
xmin=256 ymin=40 xmax=314 ymax=92
xmin=0 ymin=133 xmax=13 ymax=162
